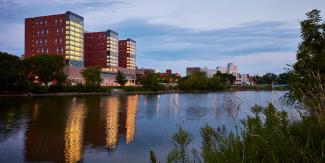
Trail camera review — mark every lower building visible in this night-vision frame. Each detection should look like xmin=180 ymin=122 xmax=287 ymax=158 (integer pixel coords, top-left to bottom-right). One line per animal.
xmin=186 ymin=67 xmax=202 ymax=76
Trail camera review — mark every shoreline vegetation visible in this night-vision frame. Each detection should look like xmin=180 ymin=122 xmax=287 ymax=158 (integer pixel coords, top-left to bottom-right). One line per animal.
xmin=0 ymin=84 xmax=287 ymax=97
xmin=149 ymin=9 xmax=325 ymax=163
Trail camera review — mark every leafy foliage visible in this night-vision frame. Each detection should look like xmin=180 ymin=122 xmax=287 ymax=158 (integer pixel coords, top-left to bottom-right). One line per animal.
xmin=22 ymin=54 xmax=66 ymax=86
xmin=115 ymin=71 xmax=128 ymax=86
xmin=138 ymin=72 xmax=162 ymax=91
xmin=81 ymin=66 xmax=102 ymax=86
xmin=0 ymin=52 xmax=27 ymax=91
xmin=167 ymin=127 xmax=194 ymax=163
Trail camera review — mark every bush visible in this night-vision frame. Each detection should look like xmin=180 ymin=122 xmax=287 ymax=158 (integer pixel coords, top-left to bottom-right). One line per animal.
xmin=151 ymin=104 xmax=325 ymax=163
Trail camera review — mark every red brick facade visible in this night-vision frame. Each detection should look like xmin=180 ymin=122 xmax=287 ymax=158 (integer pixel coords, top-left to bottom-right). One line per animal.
xmin=84 ymin=32 xmax=108 ymax=67
xmin=25 ymin=11 xmax=84 ymax=67
xmin=118 ymin=39 xmax=136 ymax=69
xmin=25 ymin=14 xmax=66 ymax=58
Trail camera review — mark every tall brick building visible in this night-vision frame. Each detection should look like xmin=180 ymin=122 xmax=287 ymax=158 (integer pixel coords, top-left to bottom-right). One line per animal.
xmin=25 ymin=11 xmax=84 ymax=67
xmin=84 ymin=30 xmax=119 ymax=68
xmin=118 ymin=39 xmax=136 ymax=69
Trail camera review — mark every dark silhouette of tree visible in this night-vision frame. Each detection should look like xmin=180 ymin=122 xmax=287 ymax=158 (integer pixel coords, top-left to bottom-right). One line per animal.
xmin=115 ymin=71 xmax=128 ymax=86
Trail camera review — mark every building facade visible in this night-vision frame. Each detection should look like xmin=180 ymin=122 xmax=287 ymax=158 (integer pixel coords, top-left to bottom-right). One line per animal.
xmin=25 ymin=11 xmax=84 ymax=67
xmin=186 ymin=67 xmax=202 ymax=76
xmin=84 ymin=30 xmax=119 ymax=68
xmin=118 ymin=39 xmax=136 ymax=69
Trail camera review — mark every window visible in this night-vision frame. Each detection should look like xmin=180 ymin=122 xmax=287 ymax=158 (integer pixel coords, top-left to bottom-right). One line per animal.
xmin=56 ymin=29 xmax=59 ymax=33
xmin=59 ymin=38 xmax=62 ymax=44
xmin=40 ymin=21 xmax=42 ymax=26
xmin=60 ymin=18 xmax=62 ymax=22
xmin=41 ymin=30 xmax=44 ymax=35
xmin=56 ymin=48 xmax=59 ymax=53
xmin=40 ymin=40 xmax=42 ymax=45
xmin=35 ymin=40 xmax=38 ymax=45
xmin=45 ymin=39 xmax=47 ymax=45
xmin=55 ymin=19 xmax=57 ymax=23
xmin=46 ymin=30 xmax=48 ymax=34
xmin=46 ymin=48 xmax=48 ymax=53
xmin=37 ymin=30 xmax=40 ymax=35
xmin=45 ymin=20 xmax=47 ymax=25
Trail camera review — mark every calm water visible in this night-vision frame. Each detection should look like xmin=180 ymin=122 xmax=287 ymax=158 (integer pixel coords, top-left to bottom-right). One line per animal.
xmin=0 ymin=91 xmax=293 ymax=163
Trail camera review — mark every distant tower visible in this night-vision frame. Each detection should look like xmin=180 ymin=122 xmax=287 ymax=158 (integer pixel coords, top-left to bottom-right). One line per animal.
xmin=227 ymin=63 xmax=238 ymax=75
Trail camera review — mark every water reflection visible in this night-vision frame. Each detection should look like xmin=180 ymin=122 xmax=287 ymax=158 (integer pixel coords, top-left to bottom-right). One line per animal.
xmin=64 ymin=97 xmax=85 ymax=163
xmin=105 ymin=97 xmax=119 ymax=149
xmin=0 ymin=91 xmax=289 ymax=163
xmin=22 ymin=95 xmax=139 ymax=162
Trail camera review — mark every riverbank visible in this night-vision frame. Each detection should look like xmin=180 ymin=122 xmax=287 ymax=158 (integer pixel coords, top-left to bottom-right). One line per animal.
xmin=0 ymin=88 xmax=286 ymax=97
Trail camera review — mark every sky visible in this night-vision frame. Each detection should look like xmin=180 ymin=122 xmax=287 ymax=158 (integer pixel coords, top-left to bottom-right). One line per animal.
xmin=0 ymin=0 xmax=325 ymax=75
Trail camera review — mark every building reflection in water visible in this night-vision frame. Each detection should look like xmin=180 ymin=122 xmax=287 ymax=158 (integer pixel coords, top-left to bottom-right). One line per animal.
xmin=24 ymin=95 xmax=139 ymax=162
xmin=105 ymin=97 xmax=119 ymax=149
xmin=64 ymin=97 xmax=85 ymax=163
xmin=125 ymin=95 xmax=138 ymax=144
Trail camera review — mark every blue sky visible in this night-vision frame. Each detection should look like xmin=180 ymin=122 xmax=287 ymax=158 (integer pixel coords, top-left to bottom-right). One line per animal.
xmin=0 ymin=0 xmax=325 ymax=75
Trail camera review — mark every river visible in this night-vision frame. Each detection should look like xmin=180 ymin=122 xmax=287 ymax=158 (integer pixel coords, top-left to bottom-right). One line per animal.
xmin=0 ymin=91 xmax=295 ymax=162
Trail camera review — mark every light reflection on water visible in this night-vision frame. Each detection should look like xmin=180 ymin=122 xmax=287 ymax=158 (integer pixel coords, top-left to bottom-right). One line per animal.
xmin=0 ymin=91 xmax=291 ymax=163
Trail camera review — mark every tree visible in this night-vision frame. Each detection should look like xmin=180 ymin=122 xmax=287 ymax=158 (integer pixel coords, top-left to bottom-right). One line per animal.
xmin=115 ymin=71 xmax=128 ymax=86
xmin=22 ymin=54 xmax=66 ymax=86
xmin=140 ymin=72 xmax=161 ymax=91
xmin=288 ymin=9 xmax=325 ymax=117
xmin=0 ymin=52 xmax=27 ymax=91
xmin=294 ymin=9 xmax=325 ymax=75
xmin=81 ymin=66 xmax=102 ymax=86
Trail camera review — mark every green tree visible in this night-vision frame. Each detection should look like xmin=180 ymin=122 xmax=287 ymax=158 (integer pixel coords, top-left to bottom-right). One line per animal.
xmin=140 ymin=72 xmax=161 ymax=91
xmin=0 ymin=52 xmax=27 ymax=91
xmin=294 ymin=9 xmax=325 ymax=75
xmin=81 ymin=66 xmax=102 ymax=86
xmin=115 ymin=71 xmax=128 ymax=86
xmin=22 ymin=54 xmax=66 ymax=86
xmin=288 ymin=9 xmax=325 ymax=117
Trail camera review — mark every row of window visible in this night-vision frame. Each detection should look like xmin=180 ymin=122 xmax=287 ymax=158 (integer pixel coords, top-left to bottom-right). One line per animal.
xmin=65 ymin=55 xmax=82 ymax=61
xmin=66 ymin=30 xmax=82 ymax=38
xmin=66 ymin=26 xmax=82 ymax=33
xmin=66 ymin=21 xmax=83 ymax=29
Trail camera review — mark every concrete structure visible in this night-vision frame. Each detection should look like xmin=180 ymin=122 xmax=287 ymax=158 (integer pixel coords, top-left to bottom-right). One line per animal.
xmin=186 ymin=67 xmax=202 ymax=76
xmin=25 ymin=11 xmax=84 ymax=67
xmin=101 ymin=67 xmax=136 ymax=86
xmin=119 ymin=39 xmax=136 ymax=69
xmin=84 ymin=30 xmax=119 ymax=68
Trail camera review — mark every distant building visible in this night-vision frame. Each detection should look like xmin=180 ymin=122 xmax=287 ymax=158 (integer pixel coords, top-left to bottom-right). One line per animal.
xmin=234 ymin=73 xmax=255 ymax=86
xmin=186 ymin=67 xmax=202 ymax=76
xmin=227 ymin=63 xmax=238 ymax=75
xmin=216 ymin=66 xmax=227 ymax=73
xmin=101 ymin=67 xmax=136 ymax=86
xmin=25 ymin=11 xmax=84 ymax=67
xmin=119 ymin=39 xmax=136 ymax=69
xmin=84 ymin=30 xmax=119 ymax=68
xmin=203 ymin=67 xmax=218 ymax=78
